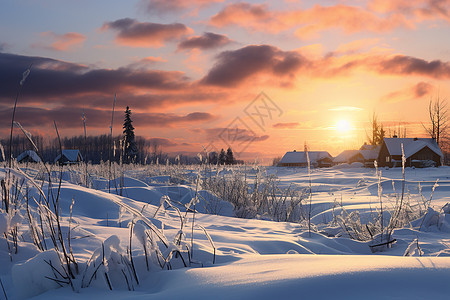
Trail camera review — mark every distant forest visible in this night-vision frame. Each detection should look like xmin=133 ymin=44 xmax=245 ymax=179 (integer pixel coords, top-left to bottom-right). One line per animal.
xmin=1 ymin=134 xmax=241 ymax=165
xmin=2 ymin=134 xmax=176 ymax=164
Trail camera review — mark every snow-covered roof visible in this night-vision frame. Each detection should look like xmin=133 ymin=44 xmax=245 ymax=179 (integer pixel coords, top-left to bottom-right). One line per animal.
xmin=17 ymin=150 xmax=41 ymax=163
xmin=383 ymin=138 xmax=443 ymax=158
xmin=279 ymin=151 xmax=332 ymax=164
xmin=55 ymin=149 xmax=83 ymax=163
xmin=360 ymin=146 xmax=380 ymax=160
xmin=359 ymin=144 xmax=379 ymax=151
xmin=333 ymin=150 xmax=361 ymax=163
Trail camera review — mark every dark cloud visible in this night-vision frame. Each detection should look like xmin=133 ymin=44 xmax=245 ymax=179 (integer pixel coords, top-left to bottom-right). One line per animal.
xmin=50 ymin=91 xmax=230 ymax=111
xmin=201 ymin=45 xmax=307 ymax=87
xmin=139 ymin=0 xmax=223 ymax=14
xmin=0 ymin=52 xmax=189 ymax=101
xmin=0 ymin=107 xmax=110 ymax=129
xmin=178 ymin=32 xmax=231 ymax=50
xmin=377 ymin=55 xmax=450 ymax=78
xmin=102 ymin=18 xmax=192 ymax=47
xmin=414 ymin=81 xmax=433 ymax=97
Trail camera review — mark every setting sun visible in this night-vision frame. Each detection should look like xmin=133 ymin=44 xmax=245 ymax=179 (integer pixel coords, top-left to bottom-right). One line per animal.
xmin=336 ymin=120 xmax=352 ymax=132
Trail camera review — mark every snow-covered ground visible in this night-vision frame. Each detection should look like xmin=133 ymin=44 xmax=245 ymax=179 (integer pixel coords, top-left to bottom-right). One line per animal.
xmin=1 ymin=165 xmax=450 ymax=299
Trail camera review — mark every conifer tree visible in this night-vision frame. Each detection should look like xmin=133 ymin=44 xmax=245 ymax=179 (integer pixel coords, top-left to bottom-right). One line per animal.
xmin=123 ymin=106 xmax=137 ymax=163
xmin=218 ymin=148 xmax=226 ymax=165
xmin=226 ymin=147 xmax=235 ymax=165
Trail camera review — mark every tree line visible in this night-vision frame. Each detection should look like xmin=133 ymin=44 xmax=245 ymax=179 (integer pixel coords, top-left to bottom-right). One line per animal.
xmin=2 ymin=105 xmax=239 ymax=165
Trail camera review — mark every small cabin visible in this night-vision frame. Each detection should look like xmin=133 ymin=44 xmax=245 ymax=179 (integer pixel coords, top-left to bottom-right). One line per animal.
xmin=55 ymin=150 xmax=83 ymax=165
xmin=278 ymin=150 xmax=333 ymax=168
xmin=17 ymin=150 xmax=42 ymax=163
xmin=333 ymin=150 xmax=364 ymax=165
xmin=377 ymin=137 xmax=443 ymax=168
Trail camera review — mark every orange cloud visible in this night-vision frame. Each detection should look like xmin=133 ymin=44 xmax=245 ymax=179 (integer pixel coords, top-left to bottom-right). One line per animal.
xmin=209 ymin=2 xmax=415 ymax=38
xmin=210 ymin=3 xmax=278 ymax=31
xmin=35 ymin=31 xmax=86 ymax=51
xmin=291 ymin=5 xmax=414 ymax=39
xmin=102 ymin=18 xmax=193 ymax=47
xmin=369 ymin=0 xmax=450 ymax=22
xmin=330 ymin=38 xmax=381 ymax=56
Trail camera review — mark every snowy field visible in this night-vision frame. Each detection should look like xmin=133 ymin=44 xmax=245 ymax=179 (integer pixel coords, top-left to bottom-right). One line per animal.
xmin=1 ymin=164 xmax=450 ymax=299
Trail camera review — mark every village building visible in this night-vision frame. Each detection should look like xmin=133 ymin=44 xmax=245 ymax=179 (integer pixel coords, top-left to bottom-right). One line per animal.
xmin=359 ymin=144 xmax=381 ymax=167
xmin=377 ymin=137 xmax=443 ymax=168
xmin=55 ymin=149 xmax=83 ymax=165
xmin=17 ymin=150 xmax=42 ymax=163
xmin=278 ymin=150 xmax=333 ymax=168
xmin=333 ymin=145 xmax=381 ymax=167
xmin=332 ymin=150 xmax=364 ymax=165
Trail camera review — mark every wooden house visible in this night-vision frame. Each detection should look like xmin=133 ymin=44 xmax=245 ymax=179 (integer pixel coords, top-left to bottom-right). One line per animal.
xmin=377 ymin=137 xmax=443 ymax=168
xmin=333 ymin=150 xmax=364 ymax=165
xmin=278 ymin=150 xmax=333 ymax=168
xmin=333 ymin=145 xmax=381 ymax=167
xmin=17 ymin=150 xmax=42 ymax=163
xmin=55 ymin=150 xmax=83 ymax=165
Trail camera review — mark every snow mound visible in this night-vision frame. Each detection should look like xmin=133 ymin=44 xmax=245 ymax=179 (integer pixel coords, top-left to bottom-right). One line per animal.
xmin=12 ymin=250 xmax=65 ymax=299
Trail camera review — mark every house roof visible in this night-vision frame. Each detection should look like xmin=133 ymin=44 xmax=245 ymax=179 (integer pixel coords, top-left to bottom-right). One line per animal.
xmin=333 ymin=150 xmax=361 ymax=163
xmin=55 ymin=149 xmax=83 ymax=162
xmin=17 ymin=150 xmax=41 ymax=163
xmin=359 ymin=144 xmax=379 ymax=151
xmin=383 ymin=138 xmax=443 ymax=158
xmin=279 ymin=151 xmax=332 ymax=164
xmin=360 ymin=146 xmax=381 ymax=160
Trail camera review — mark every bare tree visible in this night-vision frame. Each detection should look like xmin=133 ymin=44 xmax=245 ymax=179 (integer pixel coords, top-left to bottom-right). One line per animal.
xmin=424 ymin=95 xmax=448 ymax=147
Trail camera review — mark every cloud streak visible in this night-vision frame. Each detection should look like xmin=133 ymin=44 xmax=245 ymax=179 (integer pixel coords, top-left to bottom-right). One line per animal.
xmin=272 ymin=122 xmax=300 ymax=129
xmin=102 ymin=18 xmax=192 ymax=47
xmin=380 ymin=82 xmax=433 ymax=103
xmin=0 ymin=106 xmax=216 ymax=132
xmin=178 ymin=32 xmax=231 ymax=50
xmin=140 ymin=0 xmax=224 ymax=14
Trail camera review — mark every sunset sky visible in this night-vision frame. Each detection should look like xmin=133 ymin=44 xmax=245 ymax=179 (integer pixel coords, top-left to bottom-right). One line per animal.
xmin=1 ymin=0 xmax=450 ymax=163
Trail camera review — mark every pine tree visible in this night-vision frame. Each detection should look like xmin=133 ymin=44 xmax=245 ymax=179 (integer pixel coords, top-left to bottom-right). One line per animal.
xmin=209 ymin=151 xmax=218 ymax=165
xmin=226 ymin=147 xmax=235 ymax=165
xmin=218 ymin=149 xmax=226 ymax=165
xmin=123 ymin=106 xmax=137 ymax=163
